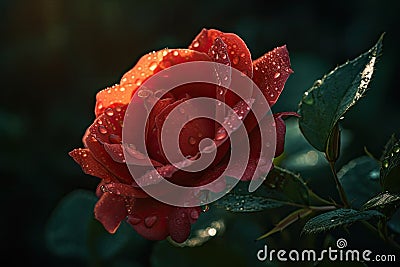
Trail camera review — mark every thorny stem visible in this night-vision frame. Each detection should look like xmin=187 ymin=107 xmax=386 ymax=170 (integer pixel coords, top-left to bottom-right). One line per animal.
xmin=329 ymin=161 xmax=350 ymax=208
xmin=308 ymin=189 xmax=339 ymax=207
xmin=274 ymin=199 xmax=336 ymax=211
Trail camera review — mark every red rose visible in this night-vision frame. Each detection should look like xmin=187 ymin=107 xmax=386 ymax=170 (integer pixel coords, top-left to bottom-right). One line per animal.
xmin=69 ymin=28 xmax=295 ymax=243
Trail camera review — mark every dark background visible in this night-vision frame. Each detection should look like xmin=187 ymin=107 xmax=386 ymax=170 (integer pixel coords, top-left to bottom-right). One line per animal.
xmin=1 ymin=0 xmax=399 ymax=266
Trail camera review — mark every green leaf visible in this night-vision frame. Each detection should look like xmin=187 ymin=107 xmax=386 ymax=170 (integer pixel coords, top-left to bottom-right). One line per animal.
xmin=257 ymin=208 xmax=313 ymax=240
xmin=380 ymin=134 xmax=400 ymax=193
xmin=265 ymin=166 xmax=310 ymax=205
xmin=45 ymin=190 xmax=97 ymax=259
xmin=45 ymin=190 xmax=148 ymax=263
xmin=298 ymin=34 xmax=384 ymax=152
xmin=215 ymin=167 xmax=309 ymax=212
xmin=302 ymin=209 xmax=384 ymax=234
xmin=338 ymin=156 xmax=381 ymax=209
xmin=362 ymin=191 xmax=400 ymax=218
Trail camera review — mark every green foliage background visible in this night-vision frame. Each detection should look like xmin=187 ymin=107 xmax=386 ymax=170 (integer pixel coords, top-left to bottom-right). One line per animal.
xmin=1 ymin=0 xmax=399 ymax=266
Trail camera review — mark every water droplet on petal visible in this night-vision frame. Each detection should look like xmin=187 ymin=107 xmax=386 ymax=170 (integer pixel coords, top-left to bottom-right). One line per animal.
xmin=128 ymin=216 xmax=141 ymax=225
xmin=135 ymin=79 xmax=142 ymax=86
xmin=173 ymin=51 xmax=179 ymax=56
xmin=274 ymin=72 xmax=281 ymax=78
xmin=98 ymin=125 xmax=108 ymax=134
xmin=144 ymin=216 xmax=157 ymax=228
xmin=215 ymin=128 xmax=227 ymax=140
xmin=149 ymin=62 xmax=157 ymax=71
xmin=394 ymin=146 xmax=400 ymax=153
xmin=232 ymin=56 xmax=239 ymax=65
xmin=125 ymin=144 xmax=146 ymax=160
xmin=138 ymin=89 xmax=151 ymax=98
xmin=109 ymin=134 xmax=121 ymax=144
xmin=190 ymin=210 xmax=199 ymax=219
xmin=189 ymin=136 xmax=196 ymax=145
xmin=193 ymin=41 xmax=200 ymax=48
xmin=105 ymin=108 xmax=114 ymax=116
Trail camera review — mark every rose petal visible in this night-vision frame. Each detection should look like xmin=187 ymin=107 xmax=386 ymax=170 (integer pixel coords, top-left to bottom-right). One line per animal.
xmin=94 ymin=192 xmax=128 ymax=234
xmin=95 ymin=49 xmax=210 ymax=117
xmin=168 ymin=208 xmax=191 ymax=243
xmin=69 ymin=148 xmax=118 ymax=182
xmin=83 ymin=105 xmax=133 ymax=184
xmin=127 ymin=198 xmax=172 ymax=241
xmin=101 ymin=182 xmax=148 ymax=198
xmin=95 ymin=84 xmax=136 ymax=117
xmin=190 ymin=29 xmax=253 ymax=78
xmin=252 ymin=45 xmax=293 ymax=106
xmin=189 ymin=28 xmax=223 ymax=53
xmin=274 ymin=112 xmax=299 ymax=157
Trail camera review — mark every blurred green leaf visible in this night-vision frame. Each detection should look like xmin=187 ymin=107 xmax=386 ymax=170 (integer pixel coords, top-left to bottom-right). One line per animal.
xmin=266 ymin=166 xmax=310 ymax=205
xmin=45 ymin=190 xmax=148 ymax=263
xmin=362 ymin=191 xmax=400 ymax=218
xmin=380 ymin=134 xmax=400 ymax=193
xmin=45 ymin=190 xmax=97 ymax=259
xmin=303 ymin=209 xmax=384 ymax=234
xmin=215 ymin=167 xmax=309 ymax=212
xmin=151 ymin=240 xmax=248 ymax=267
xmin=298 ymin=34 xmax=384 ymax=152
xmin=338 ymin=156 xmax=381 ymax=209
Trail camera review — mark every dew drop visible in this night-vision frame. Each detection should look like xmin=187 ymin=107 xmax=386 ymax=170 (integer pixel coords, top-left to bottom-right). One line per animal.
xmin=144 ymin=216 xmax=157 ymax=228
xmin=303 ymin=95 xmax=314 ymax=105
xmin=190 ymin=210 xmax=199 ymax=219
xmin=394 ymin=146 xmax=400 ymax=153
xmin=128 ymin=216 xmax=141 ymax=225
xmin=138 ymin=89 xmax=151 ymax=98
xmin=193 ymin=41 xmax=200 ymax=48
xmin=126 ymin=144 xmax=146 ymax=160
xmin=232 ymin=56 xmax=239 ymax=65
xmin=98 ymin=125 xmax=108 ymax=134
xmin=274 ymin=72 xmax=281 ymax=78
xmin=215 ymin=128 xmax=227 ymax=140
xmin=202 ymin=205 xmax=210 ymax=212
xmin=135 ymin=79 xmax=142 ymax=86
xmin=382 ymin=160 xmax=389 ymax=168
xmin=119 ymin=87 xmax=125 ymax=92
xmin=173 ymin=50 xmax=179 ymax=56
xmin=188 ymin=136 xmax=196 ymax=145
xmin=109 ymin=134 xmax=121 ymax=144
xmin=105 ymin=108 xmax=114 ymax=116
xmin=100 ymin=185 xmax=108 ymax=193
xmin=115 ymin=106 xmax=122 ymax=112
xmin=149 ymin=62 xmax=157 ymax=71
xmin=98 ymin=103 xmax=103 ymax=110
